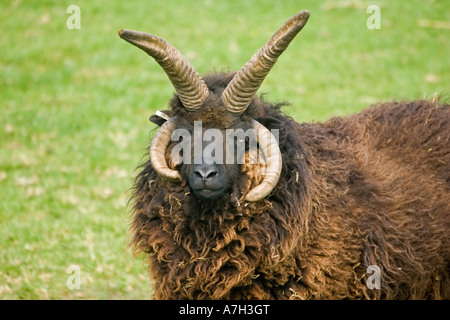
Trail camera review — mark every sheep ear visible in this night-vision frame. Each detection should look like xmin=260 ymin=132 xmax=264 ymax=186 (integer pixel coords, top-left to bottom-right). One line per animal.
xmin=150 ymin=110 xmax=171 ymax=126
xmin=255 ymin=116 xmax=286 ymax=148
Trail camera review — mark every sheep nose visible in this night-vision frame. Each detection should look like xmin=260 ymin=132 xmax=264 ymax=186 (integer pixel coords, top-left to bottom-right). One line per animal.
xmin=189 ymin=164 xmax=227 ymax=201
xmin=194 ymin=165 xmax=218 ymax=182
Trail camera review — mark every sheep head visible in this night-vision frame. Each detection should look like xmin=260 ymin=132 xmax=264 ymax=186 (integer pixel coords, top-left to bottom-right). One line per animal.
xmin=119 ymin=10 xmax=310 ymax=202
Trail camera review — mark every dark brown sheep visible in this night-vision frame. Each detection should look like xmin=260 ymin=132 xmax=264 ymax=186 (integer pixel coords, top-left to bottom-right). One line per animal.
xmin=121 ymin=10 xmax=450 ymax=299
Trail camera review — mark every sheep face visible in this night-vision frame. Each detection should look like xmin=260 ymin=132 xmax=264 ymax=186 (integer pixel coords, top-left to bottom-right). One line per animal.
xmin=154 ymin=88 xmax=259 ymax=201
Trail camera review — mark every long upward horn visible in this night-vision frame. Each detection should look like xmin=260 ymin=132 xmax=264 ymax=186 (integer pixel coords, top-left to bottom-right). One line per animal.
xmin=222 ymin=10 xmax=310 ymax=114
xmin=119 ymin=29 xmax=209 ymax=111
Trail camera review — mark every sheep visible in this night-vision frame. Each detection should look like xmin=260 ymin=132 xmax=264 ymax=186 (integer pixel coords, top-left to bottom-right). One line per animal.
xmin=119 ymin=10 xmax=450 ymax=299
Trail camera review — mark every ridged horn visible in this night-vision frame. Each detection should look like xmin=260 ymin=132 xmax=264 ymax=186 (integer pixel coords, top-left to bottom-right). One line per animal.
xmin=149 ymin=116 xmax=182 ymax=182
xmin=245 ymin=119 xmax=282 ymax=202
xmin=119 ymin=29 xmax=209 ymax=111
xmin=222 ymin=10 xmax=310 ymax=114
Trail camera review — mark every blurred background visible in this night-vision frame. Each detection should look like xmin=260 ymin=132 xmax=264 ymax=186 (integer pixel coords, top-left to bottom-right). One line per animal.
xmin=0 ymin=0 xmax=448 ymax=299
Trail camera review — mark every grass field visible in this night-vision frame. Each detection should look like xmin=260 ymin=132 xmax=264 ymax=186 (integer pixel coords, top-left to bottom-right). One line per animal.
xmin=1 ymin=0 xmax=448 ymax=299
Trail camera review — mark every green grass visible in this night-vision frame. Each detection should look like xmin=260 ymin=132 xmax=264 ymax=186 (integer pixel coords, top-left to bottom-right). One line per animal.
xmin=1 ymin=0 xmax=448 ymax=299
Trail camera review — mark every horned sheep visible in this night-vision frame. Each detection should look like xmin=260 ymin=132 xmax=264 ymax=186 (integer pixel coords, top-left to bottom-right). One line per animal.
xmin=120 ymin=10 xmax=449 ymax=299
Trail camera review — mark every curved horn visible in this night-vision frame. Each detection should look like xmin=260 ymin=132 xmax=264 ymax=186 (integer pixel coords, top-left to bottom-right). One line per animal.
xmin=149 ymin=117 xmax=182 ymax=182
xmin=245 ymin=119 xmax=282 ymax=202
xmin=222 ymin=10 xmax=310 ymax=114
xmin=119 ymin=29 xmax=209 ymax=111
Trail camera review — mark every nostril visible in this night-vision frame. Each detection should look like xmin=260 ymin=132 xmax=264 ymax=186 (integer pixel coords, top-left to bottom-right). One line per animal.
xmin=194 ymin=170 xmax=204 ymax=180
xmin=206 ymin=170 xmax=218 ymax=179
